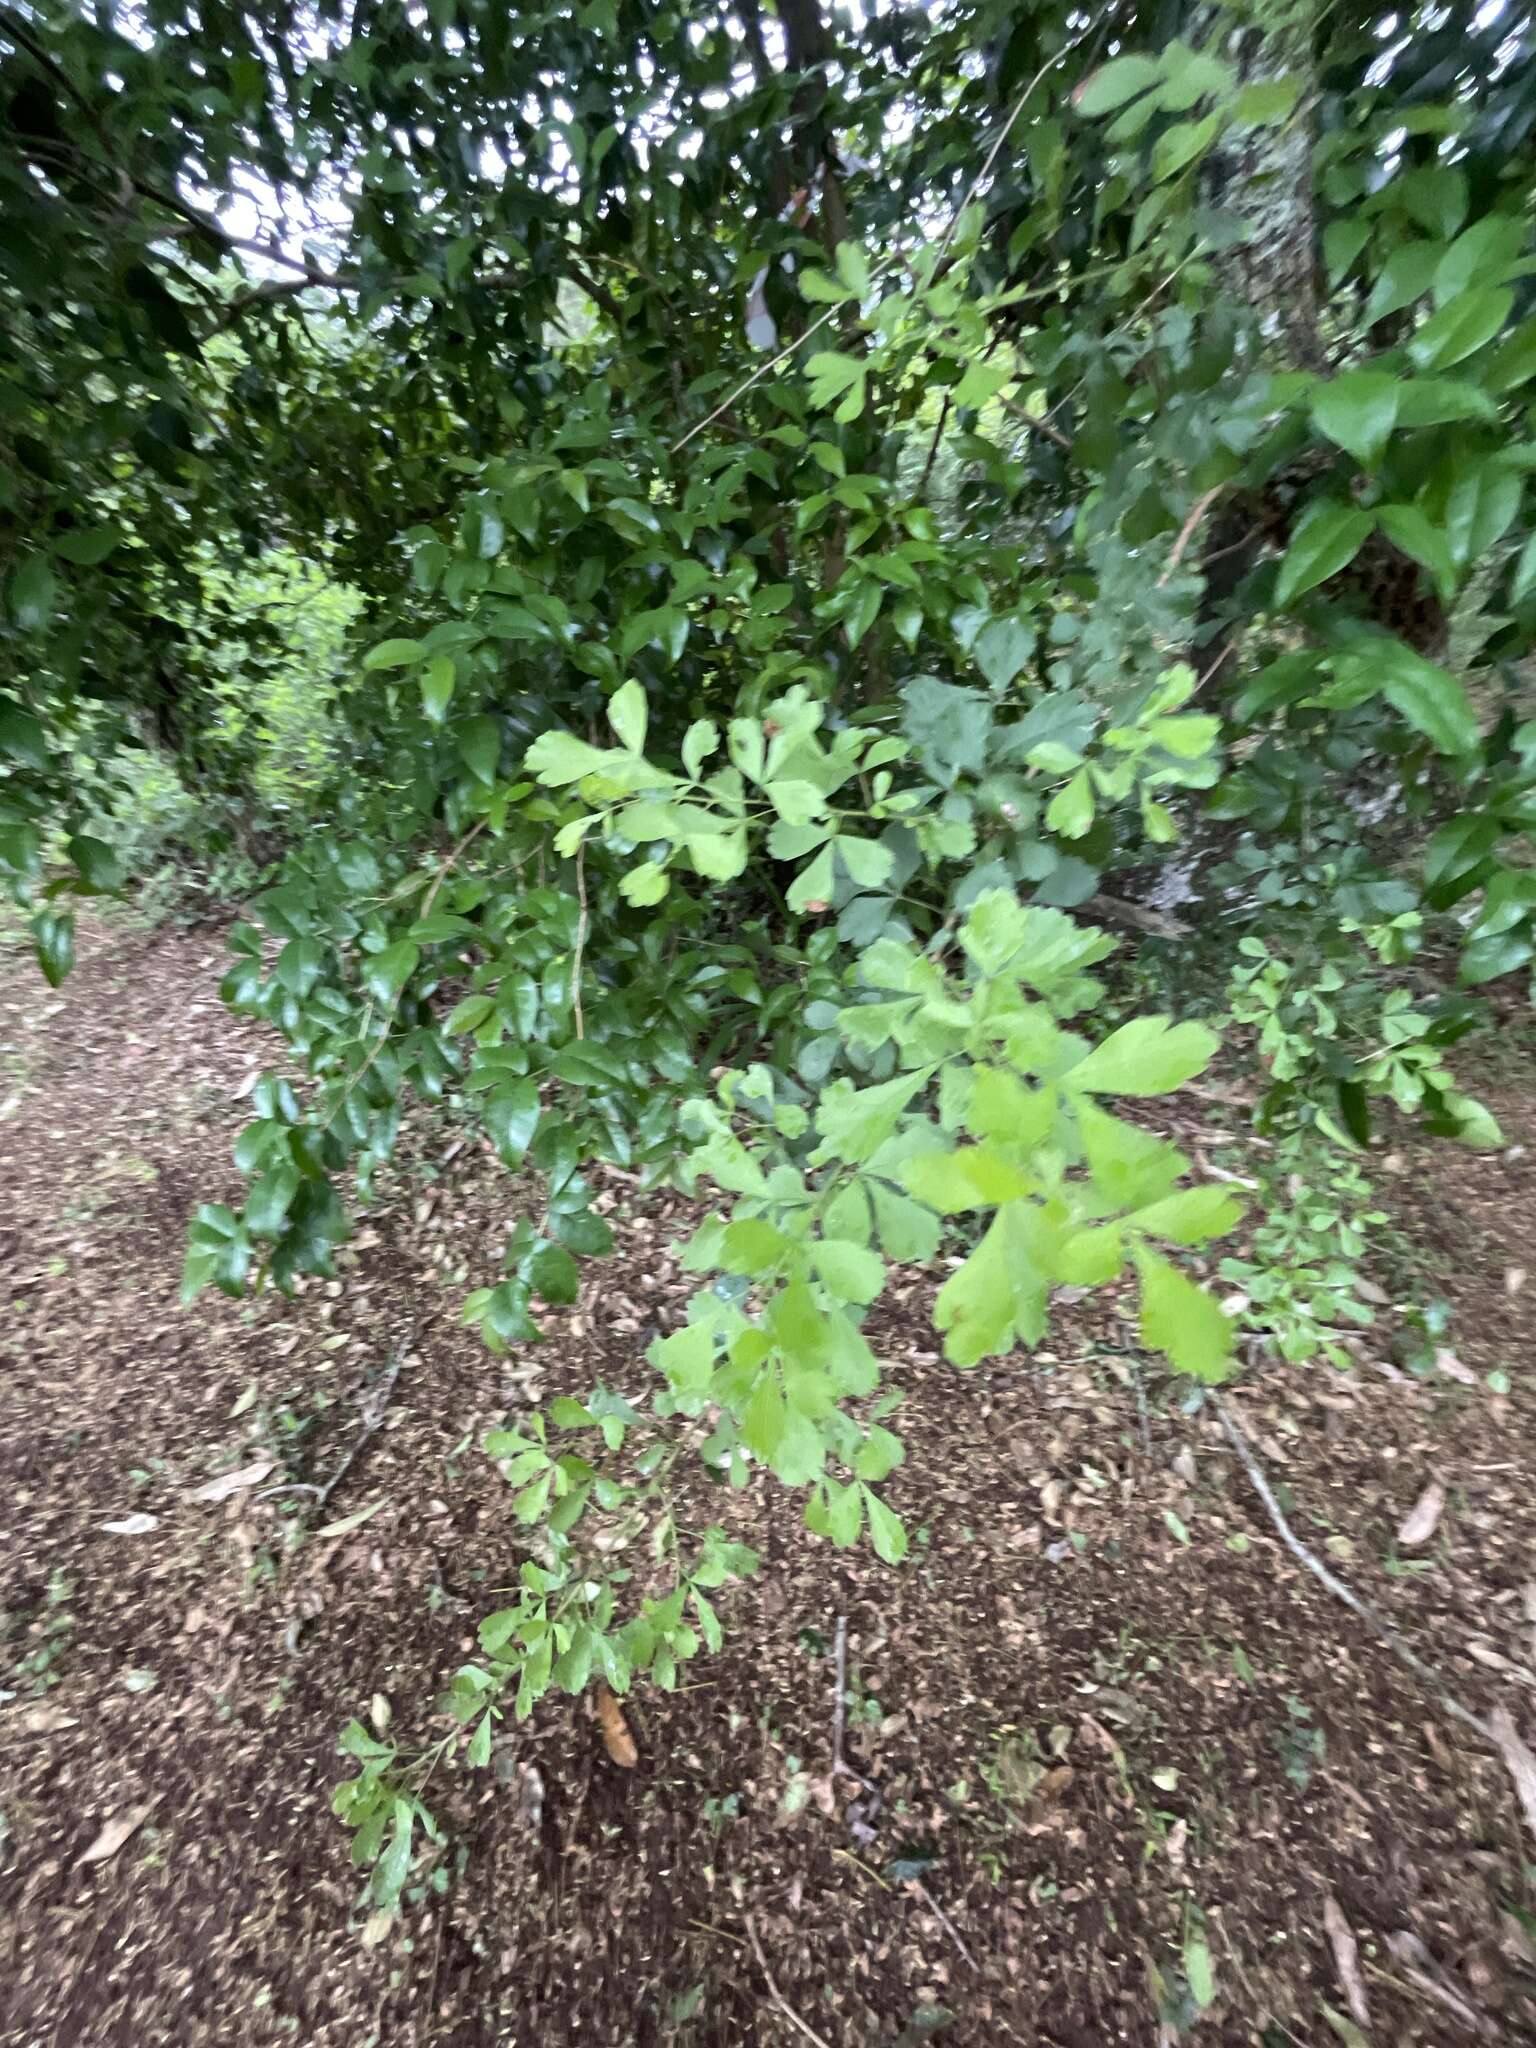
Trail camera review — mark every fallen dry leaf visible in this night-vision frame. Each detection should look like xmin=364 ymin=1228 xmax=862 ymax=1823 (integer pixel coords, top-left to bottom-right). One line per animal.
xmin=1397 ymin=1479 xmax=1446 ymax=1548
xmin=1490 ymin=1706 xmax=1536 ymax=1848
xmin=78 ymin=1799 xmax=157 ymax=1867
xmin=1323 ymin=1892 xmax=1372 ymax=2030
xmin=1033 ymin=1764 xmax=1075 ymax=1805
xmin=1076 ymin=1713 xmax=1123 ymax=1762
xmin=314 ymin=1498 xmax=387 ymax=1540
xmin=190 ymin=1459 xmax=274 ymax=1503
xmin=1433 ymin=1347 xmax=1477 ymax=1387
xmin=1422 ymin=1718 xmax=1456 ymax=1774
xmin=1465 ymin=1636 xmax=1525 ymax=1676
xmin=23 ymin=1703 xmax=78 ymax=1735
xmin=595 ymin=1683 xmax=638 ymax=1768
xmin=1386 ymin=1930 xmax=1488 ymax=2035
xmin=517 ymin=1762 xmax=545 ymax=1830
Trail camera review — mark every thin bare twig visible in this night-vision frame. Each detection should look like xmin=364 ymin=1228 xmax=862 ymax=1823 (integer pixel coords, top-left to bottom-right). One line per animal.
xmin=1214 ymin=1397 xmax=1491 ymax=1738
xmin=743 ymin=1915 xmax=835 ymax=2048
xmin=1086 ymin=891 xmax=1190 ymax=940
xmin=571 ymin=841 xmax=588 ymax=1041
xmin=827 ymin=1616 xmax=880 ymax=1800
xmin=912 ymin=1878 xmax=976 ymax=1968
xmin=688 ymin=1916 xmax=747 ymax=1948
xmin=996 ymin=391 xmax=1073 ymax=450
xmin=309 ymin=1343 xmax=407 ymax=1516
xmin=918 ymin=393 xmax=953 ymax=493
xmin=257 ymin=1478 xmax=324 ymax=1502
xmin=158 ymin=204 xmax=348 ymax=285
xmin=1323 ymin=1893 xmax=1372 ymax=2032
xmin=1216 ymin=1394 xmax=1536 ymax=1856
xmin=829 ymin=1614 xmax=849 ymax=1776
xmin=935 ymin=27 xmax=1094 ymax=262
xmin=827 ymin=1626 xmax=971 ymax=1963
xmin=1193 ymin=643 xmax=1235 ymax=696
xmin=831 ymin=1846 xmax=890 ymax=1891
xmin=0 ymin=5 xmax=128 ymax=195
xmin=671 ymin=301 xmax=843 ymax=454
xmin=1157 ymin=484 xmax=1228 ymax=587
xmin=260 ymin=1334 xmax=413 ymax=1517
xmin=674 ymin=34 xmax=1087 ymax=461
xmin=1362 ymin=1954 xmax=1487 ymax=2034
xmin=1 ymin=17 xmax=612 ymax=343
xmin=673 ymin=28 xmax=1092 ymax=460
xmin=1383 ymin=1933 xmax=1491 ymax=2036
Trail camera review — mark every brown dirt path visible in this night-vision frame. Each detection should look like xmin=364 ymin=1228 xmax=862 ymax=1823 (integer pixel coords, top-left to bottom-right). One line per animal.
xmin=2 ymin=917 xmax=1536 ymax=2047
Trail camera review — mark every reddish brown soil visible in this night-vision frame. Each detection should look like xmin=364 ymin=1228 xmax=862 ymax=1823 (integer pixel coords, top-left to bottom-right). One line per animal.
xmin=2 ymin=917 xmax=1535 ymax=2047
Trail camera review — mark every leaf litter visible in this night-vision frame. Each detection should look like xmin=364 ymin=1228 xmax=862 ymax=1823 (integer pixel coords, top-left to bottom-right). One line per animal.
xmin=4 ymin=920 xmax=1536 ymax=2043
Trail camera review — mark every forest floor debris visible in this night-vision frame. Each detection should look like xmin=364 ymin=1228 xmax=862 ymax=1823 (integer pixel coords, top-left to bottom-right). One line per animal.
xmin=3 ymin=916 xmax=1536 ymax=2045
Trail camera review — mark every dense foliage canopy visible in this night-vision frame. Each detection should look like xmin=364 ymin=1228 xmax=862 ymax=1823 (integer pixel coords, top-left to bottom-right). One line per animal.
xmin=4 ymin=0 xmax=1535 ymax=1895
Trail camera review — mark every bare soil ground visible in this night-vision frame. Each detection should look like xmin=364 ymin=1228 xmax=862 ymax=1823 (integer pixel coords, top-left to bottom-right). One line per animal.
xmin=3 ymin=916 xmax=1536 ymax=2048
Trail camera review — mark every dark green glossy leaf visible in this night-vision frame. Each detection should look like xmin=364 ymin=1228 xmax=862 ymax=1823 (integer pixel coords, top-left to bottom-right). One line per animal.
xmin=1274 ymin=504 xmax=1374 ymax=607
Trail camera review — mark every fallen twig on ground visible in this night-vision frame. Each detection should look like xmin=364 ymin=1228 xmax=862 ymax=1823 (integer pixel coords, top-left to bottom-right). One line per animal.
xmin=311 ymin=1345 xmax=408 ymax=1516
xmin=913 ymin=1878 xmax=976 ymax=1969
xmin=1215 ymin=1393 xmax=1536 ymax=1850
xmin=743 ymin=1914 xmax=834 ymax=2048
xmin=1384 ymin=1930 xmax=1490 ymax=2036
xmin=829 ymin=1614 xmax=848 ymax=1778
xmin=261 ymin=1331 xmax=414 ymax=1519
xmin=1323 ymin=1892 xmax=1371 ymax=2032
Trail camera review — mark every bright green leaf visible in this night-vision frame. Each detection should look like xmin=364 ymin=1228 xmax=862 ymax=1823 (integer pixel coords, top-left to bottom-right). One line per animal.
xmin=608 ymin=678 xmax=649 ymax=753
xmin=459 ymin=714 xmax=501 ymax=784
xmin=1311 ymin=370 xmax=1401 ymax=469
xmin=973 ymin=615 xmax=1033 ymax=690
xmin=364 ymin=637 xmax=425 ymax=671
xmin=811 ymin=1238 xmax=887 ymax=1304
xmin=1134 ymin=1247 xmax=1235 ymax=1383
xmin=1046 ymin=768 xmax=1094 ymax=838
xmin=1235 ymin=76 xmax=1301 ymax=124
xmin=1408 ymin=287 xmax=1514 ymax=371
xmin=1075 ymin=54 xmax=1161 ymax=116
xmin=1068 ymin=1016 xmax=1218 ymax=1096
xmin=1376 ymin=641 xmax=1479 ymax=756
xmin=1274 ymin=503 xmax=1374 ymax=607
xmin=862 ymin=1487 xmax=907 ymax=1564
xmin=1185 ymin=1936 xmax=1215 ymax=2011
xmin=421 ymin=656 xmax=456 ymax=722
xmin=1151 ymin=111 xmax=1221 ymax=183
xmin=363 ymin=940 xmax=419 ymax=1004
xmin=1376 ymin=505 xmax=1455 ymax=590
xmin=682 ymin=718 xmax=718 ymax=777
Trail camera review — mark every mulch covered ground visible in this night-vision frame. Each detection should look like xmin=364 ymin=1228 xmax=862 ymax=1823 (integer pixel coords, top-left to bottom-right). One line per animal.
xmin=2 ymin=915 xmax=1535 ymax=2047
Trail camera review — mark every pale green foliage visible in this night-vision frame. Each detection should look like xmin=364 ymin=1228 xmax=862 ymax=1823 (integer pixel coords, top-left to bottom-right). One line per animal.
xmin=413 ymin=887 xmax=1241 ymax=1800
xmin=667 ymin=892 xmax=1240 ymax=1533
xmin=1219 ymin=1132 xmax=1387 ymax=1371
